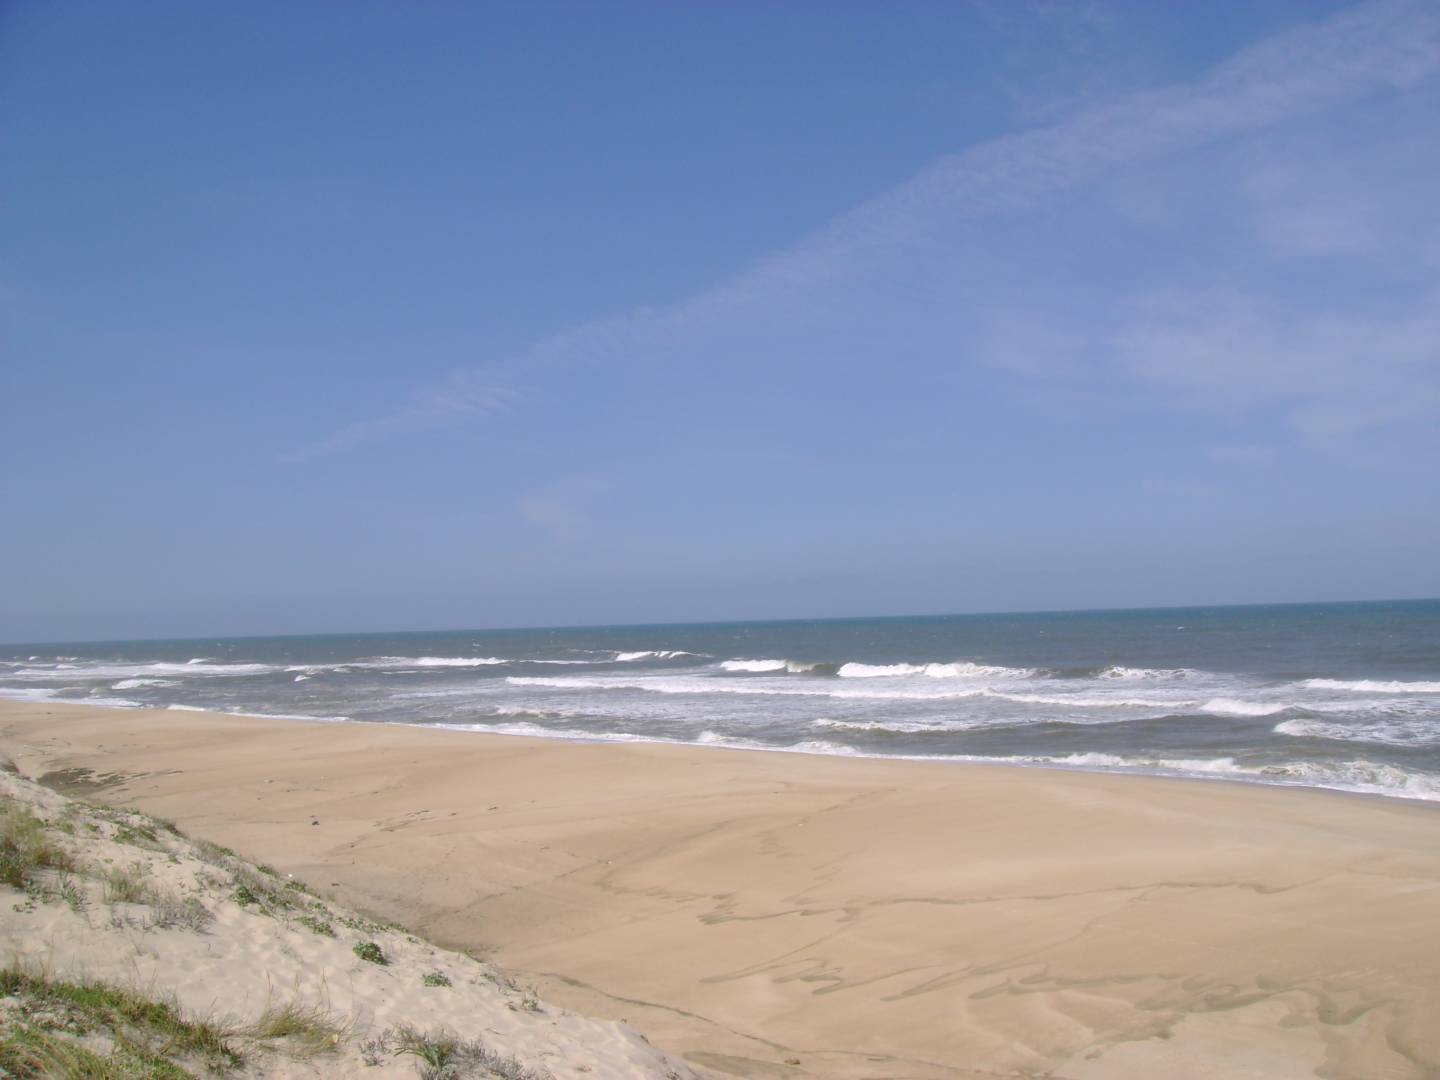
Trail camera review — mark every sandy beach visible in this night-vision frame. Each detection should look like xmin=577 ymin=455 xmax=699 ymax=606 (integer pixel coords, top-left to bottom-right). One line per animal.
xmin=2 ymin=699 xmax=1437 ymax=1079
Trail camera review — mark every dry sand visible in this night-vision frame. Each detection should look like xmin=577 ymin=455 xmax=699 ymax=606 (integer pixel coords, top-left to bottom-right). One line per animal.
xmin=0 ymin=735 xmax=695 ymax=1079
xmin=2 ymin=698 xmax=1437 ymax=1079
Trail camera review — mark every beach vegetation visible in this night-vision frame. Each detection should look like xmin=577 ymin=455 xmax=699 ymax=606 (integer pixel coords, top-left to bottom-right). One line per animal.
xmin=150 ymin=816 xmax=184 ymax=838
xmin=0 ymin=965 xmax=242 ymax=1073
xmin=231 ymin=883 xmax=259 ymax=907
xmin=113 ymin=822 xmax=159 ymax=847
xmin=283 ymin=876 xmax=317 ymax=896
xmin=338 ymin=911 xmax=402 ymax=934
xmin=352 ymin=941 xmax=387 ymax=966
xmin=0 ymin=801 xmax=76 ymax=890
xmin=359 ymin=1034 xmax=389 ymax=1066
xmin=225 ymin=864 xmax=297 ymax=916
xmin=0 ymin=1024 xmax=193 ymax=1079
xmin=148 ymin=892 xmax=212 ymax=932
xmin=386 ymin=1023 xmax=554 ymax=1080
xmin=192 ymin=839 xmax=237 ymax=865
xmin=297 ymin=914 xmax=335 ymax=937
xmin=421 ymin=971 xmax=451 ymax=987
xmin=55 ymin=870 xmax=87 ymax=912
xmin=297 ymin=913 xmax=332 ymax=935
xmin=103 ymin=862 xmax=153 ymax=905
xmin=247 ymin=997 xmax=346 ymax=1058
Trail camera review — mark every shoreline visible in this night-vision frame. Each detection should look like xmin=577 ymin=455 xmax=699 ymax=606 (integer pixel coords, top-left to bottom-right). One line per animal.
xmin=3 ymin=698 xmax=1439 ymax=1078
xmin=3 ymin=690 xmax=1435 ymax=807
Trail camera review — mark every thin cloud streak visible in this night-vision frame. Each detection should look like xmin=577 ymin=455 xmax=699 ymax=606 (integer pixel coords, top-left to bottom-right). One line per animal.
xmin=281 ymin=373 xmax=519 ymax=463
xmin=290 ymin=0 xmax=1440 ymax=459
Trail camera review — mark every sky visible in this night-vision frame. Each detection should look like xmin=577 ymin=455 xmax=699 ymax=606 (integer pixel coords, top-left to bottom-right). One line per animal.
xmin=2 ymin=0 xmax=1438 ymax=643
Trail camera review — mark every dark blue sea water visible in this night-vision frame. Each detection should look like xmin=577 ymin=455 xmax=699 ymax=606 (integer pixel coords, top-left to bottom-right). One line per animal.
xmin=4 ymin=600 xmax=1439 ymax=800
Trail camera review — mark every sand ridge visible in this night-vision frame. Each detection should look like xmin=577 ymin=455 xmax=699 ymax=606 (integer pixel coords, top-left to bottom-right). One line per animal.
xmin=2 ymin=699 xmax=1438 ymax=1079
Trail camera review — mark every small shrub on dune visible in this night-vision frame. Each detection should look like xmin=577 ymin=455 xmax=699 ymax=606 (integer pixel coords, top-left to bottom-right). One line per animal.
xmin=149 ymin=891 xmax=213 ymax=932
xmin=248 ymin=997 xmax=347 ymax=1058
xmin=232 ymin=883 xmax=260 ymax=907
xmin=388 ymin=1023 xmax=554 ymax=1080
xmin=353 ymin=941 xmax=387 ymax=966
xmin=227 ymin=863 xmax=296 ymax=915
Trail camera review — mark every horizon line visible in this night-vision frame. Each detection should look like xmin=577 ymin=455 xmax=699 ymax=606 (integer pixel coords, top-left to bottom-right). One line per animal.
xmin=4 ymin=593 xmax=1436 ymax=650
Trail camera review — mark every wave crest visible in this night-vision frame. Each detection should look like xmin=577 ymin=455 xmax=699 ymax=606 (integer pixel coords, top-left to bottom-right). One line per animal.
xmin=836 ymin=661 xmax=1028 ymax=679
xmin=1301 ymin=678 xmax=1440 ymax=693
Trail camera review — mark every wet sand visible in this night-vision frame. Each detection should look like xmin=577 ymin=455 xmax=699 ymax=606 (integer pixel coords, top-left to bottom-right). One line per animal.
xmin=2 ymin=699 xmax=1437 ymax=1079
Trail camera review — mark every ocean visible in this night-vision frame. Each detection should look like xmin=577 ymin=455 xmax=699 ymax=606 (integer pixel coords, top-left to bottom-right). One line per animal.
xmin=3 ymin=599 xmax=1438 ymax=801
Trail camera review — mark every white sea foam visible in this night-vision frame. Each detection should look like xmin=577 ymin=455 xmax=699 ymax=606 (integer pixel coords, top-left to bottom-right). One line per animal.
xmin=1274 ymin=717 xmax=1440 ymax=747
xmin=493 ymin=705 xmax=577 ymax=719
xmin=1096 ymin=666 xmax=1199 ymax=680
xmin=614 ymin=650 xmax=704 ymax=662
xmin=720 ymin=659 xmax=789 ymax=672
xmin=784 ymin=739 xmax=864 ymax=756
xmin=112 ymin=678 xmax=172 ymax=689
xmin=503 ymin=674 xmax=1232 ymax=711
xmin=811 ymin=717 xmax=987 ymax=734
xmin=1300 ymin=678 xmax=1440 ymax=693
xmin=692 ymin=731 xmax=863 ymax=756
xmin=9 ymin=661 xmax=277 ymax=680
xmin=979 ymin=752 xmax=1440 ymax=800
xmin=386 ymin=656 xmax=510 ymax=668
xmin=0 ymin=688 xmax=65 ymax=702
xmin=168 ymin=703 xmax=348 ymax=723
xmin=352 ymin=655 xmax=620 ymax=670
xmin=241 ymin=710 xmax=350 ymax=723
xmin=1196 ymin=698 xmax=1290 ymax=717
xmin=0 ymin=687 xmax=141 ymax=708
xmin=429 ymin=720 xmax=674 ymax=745
xmin=836 ymin=661 xmax=1027 ymax=679
xmin=508 ymin=674 xmax=828 ymax=696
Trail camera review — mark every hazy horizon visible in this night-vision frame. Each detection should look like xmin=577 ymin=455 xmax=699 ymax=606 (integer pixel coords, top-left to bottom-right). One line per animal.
xmin=4 ymin=594 xmax=1436 ymax=650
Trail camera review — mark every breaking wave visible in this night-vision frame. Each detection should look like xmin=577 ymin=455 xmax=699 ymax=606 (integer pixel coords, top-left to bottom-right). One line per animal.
xmin=614 ymin=650 xmax=706 ymax=662
xmin=1093 ymin=665 xmax=1200 ymax=680
xmin=1300 ymin=678 xmax=1440 ymax=694
xmin=835 ymin=661 xmax=1030 ymax=679
xmin=719 ymin=659 xmax=829 ymax=674
xmin=1195 ymin=698 xmax=1290 ymax=717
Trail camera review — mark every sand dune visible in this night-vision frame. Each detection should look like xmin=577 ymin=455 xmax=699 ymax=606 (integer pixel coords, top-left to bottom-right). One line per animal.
xmin=0 ymin=737 xmax=694 ymax=1078
xmin=2 ymin=699 xmax=1437 ymax=1079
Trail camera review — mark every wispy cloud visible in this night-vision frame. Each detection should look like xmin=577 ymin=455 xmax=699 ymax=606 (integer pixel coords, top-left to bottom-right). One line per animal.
xmin=282 ymin=372 xmax=519 ymax=462
xmin=1111 ymin=287 xmax=1440 ymax=438
xmin=291 ymin=0 xmax=1440 ymax=459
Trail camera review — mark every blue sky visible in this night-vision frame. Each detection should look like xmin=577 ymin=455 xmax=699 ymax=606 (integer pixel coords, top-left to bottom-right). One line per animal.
xmin=2 ymin=0 xmax=1438 ymax=642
